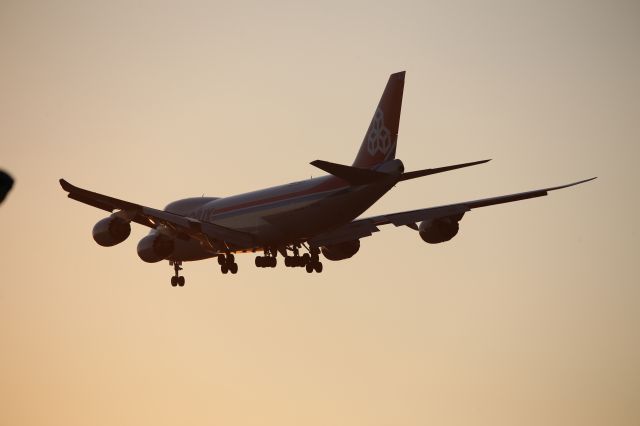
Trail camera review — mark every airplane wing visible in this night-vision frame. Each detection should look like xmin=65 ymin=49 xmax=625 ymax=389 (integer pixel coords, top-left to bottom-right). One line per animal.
xmin=59 ymin=179 xmax=256 ymax=249
xmin=308 ymin=177 xmax=596 ymax=246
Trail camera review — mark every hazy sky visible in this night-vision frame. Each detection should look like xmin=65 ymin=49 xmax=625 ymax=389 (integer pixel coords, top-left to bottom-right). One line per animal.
xmin=1 ymin=1 xmax=639 ymax=425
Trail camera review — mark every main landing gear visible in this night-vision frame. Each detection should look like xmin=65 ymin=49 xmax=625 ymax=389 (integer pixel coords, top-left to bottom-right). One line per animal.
xmin=303 ymin=246 xmax=323 ymax=274
xmin=218 ymin=253 xmax=238 ymax=274
xmin=255 ymin=249 xmax=277 ymax=268
xmin=256 ymin=245 xmax=324 ymax=273
xmin=170 ymin=261 xmax=185 ymax=287
xmin=284 ymin=253 xmax=309 ymax=267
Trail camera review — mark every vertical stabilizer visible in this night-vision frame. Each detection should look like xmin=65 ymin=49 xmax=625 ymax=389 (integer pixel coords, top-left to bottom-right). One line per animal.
xmin=352 ymin=71 xmax=405 ymax=169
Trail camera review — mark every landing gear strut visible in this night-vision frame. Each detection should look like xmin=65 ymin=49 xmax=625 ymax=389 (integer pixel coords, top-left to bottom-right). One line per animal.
xmin=283 ymin=245 xmax=309 ymax=268
xmin=218 ymin=253 xmax=238 ymax=274
xmin=170 ymin=261 xmax=185 ymax=287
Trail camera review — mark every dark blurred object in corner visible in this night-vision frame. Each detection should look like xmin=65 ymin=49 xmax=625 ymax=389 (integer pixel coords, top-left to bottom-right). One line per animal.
xmin=0 ymin=170 xmax=14 ymax=204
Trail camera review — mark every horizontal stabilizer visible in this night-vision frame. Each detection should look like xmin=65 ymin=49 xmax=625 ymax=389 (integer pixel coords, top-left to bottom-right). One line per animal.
xmin=400 ymin=159 xmax=491 ymax=181
xmin=310 ymin=160 xmax=389 ymax=185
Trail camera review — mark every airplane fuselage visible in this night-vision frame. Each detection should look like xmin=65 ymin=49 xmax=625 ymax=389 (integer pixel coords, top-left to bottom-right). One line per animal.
xmin=159 ymin=160 xmax=405 ymax=261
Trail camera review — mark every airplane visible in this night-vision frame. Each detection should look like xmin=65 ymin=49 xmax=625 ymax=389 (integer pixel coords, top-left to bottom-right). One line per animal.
xmin=60 ymin=71 xmax=595 ymax=287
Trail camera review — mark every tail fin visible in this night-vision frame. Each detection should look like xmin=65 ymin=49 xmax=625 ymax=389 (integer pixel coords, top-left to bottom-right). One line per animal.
xmin=352 ymin=71 xmax=405 ymax=169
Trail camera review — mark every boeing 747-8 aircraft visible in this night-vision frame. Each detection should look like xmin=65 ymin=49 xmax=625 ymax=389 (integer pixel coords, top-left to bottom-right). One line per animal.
xmin=60 ymin=71 xmax=595 ymax=286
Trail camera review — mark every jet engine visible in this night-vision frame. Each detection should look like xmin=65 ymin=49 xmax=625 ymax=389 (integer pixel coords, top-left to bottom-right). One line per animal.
xmin=321 ymin=240 xmax=361 ymax=261
xmin=419 ymin=214 xmax=463 ymax=244
xmin=137 ymin=233 xmax=175 ymax=263
xmin=92 ymin=216 xmax=131 ymax=247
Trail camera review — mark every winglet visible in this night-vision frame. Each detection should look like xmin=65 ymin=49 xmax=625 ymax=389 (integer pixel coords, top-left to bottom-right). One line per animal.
xmin=546 ymin=176 xmax=597 ymax=192
xmin=59 ymin=178 xmax=74 ymax=192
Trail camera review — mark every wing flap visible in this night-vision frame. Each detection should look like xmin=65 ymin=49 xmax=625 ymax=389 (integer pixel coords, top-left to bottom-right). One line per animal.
xmin=309 ymin=219 xmax=380 ymax=246
xmin=67 ymin=192 xmax=116 ymax=212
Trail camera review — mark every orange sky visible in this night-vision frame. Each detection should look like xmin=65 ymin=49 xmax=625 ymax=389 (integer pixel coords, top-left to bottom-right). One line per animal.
xmin=1 ymin=1 xmax=639 ymax=425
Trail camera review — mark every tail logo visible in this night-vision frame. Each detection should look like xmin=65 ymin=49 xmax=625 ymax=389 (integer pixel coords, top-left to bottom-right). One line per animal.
xmin=366 ymin=108 xmax=393 ymax=157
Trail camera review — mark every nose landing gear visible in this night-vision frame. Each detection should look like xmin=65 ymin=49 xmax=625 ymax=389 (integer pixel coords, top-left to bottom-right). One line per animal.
xmin=170 ymin=261 xmax=185 ymax=287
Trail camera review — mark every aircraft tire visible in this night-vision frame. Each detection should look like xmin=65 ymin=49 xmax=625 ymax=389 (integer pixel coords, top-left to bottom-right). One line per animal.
xmin=221 ymin=264 xmax=229 ymax=274
xmin=314 ymin=262 xmax=323 ymax=273
xmin=178 ymin=276 xmax=185 ymax=286
xmin=229 ymin=263 xmax=238 ymax=274
xmin=306 ymin=263 xmax=313 ymax=273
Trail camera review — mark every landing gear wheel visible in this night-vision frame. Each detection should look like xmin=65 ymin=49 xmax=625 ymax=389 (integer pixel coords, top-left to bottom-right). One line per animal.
xmin=255 ymin=255 xmax=278 ymax=268
xmin=219 ymin=253 xmax=238 ymax=275
xmin=301 ymin=253 xmax=310 ymax=265
xmin=314 ymin=262 xmax=323 ymax=273
xmin=285 ymin=256 xmax=303 ymax=267
xmin=178 ymin=276 xmax=185 ymax=286
xmin=171 ymin=276 xmax=178 ymax=286
xmin=306 ymin=263 xmax=314 ymax=273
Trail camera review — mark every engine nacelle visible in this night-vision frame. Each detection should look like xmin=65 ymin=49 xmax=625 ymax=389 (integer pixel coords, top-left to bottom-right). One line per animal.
xmin=321 ymin=240 xmax=361 ymax=261
xmin=419 ymin=215 xmax=462 ymax=244
xmin=137 ymin=233 xmax=175 ymax=263
xmin=92 ymin=216 xmax=131 ymax=247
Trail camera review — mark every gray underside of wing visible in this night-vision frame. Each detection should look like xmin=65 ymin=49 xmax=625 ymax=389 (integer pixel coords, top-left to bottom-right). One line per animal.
xmin=309 ymin=177 xmax=596 ymax=247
